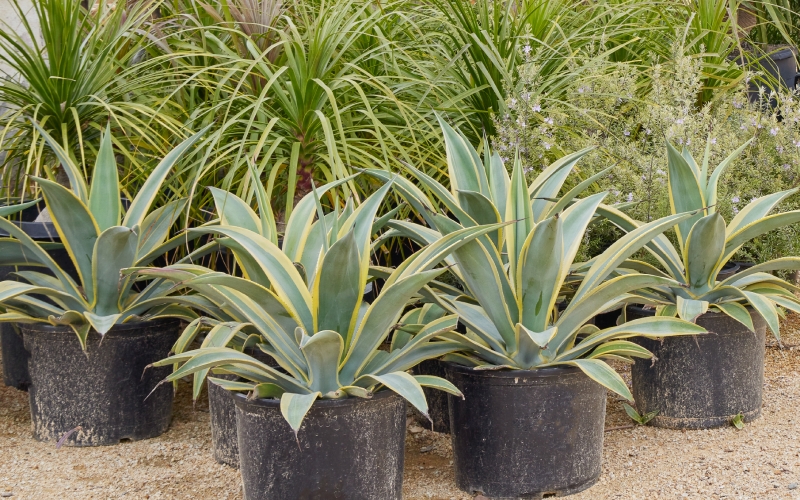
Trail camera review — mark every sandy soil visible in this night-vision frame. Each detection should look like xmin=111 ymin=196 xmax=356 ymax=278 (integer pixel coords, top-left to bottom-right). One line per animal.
xmin=0 ymin=319 xmax=799 ymax=500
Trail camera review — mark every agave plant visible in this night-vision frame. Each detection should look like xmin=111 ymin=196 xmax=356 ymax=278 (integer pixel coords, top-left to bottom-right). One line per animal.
xmin=602 ymin=139 xmax=800 ymax=338
xmin=0 ymin=125 xmax=208 ymax=347
xmin=365 ymin=117 xmax=612 ymax=296
xmin=367 ymin=119 xmax=704 ymax=398
xmin=139 ymin=182 xmax=508 ymax=433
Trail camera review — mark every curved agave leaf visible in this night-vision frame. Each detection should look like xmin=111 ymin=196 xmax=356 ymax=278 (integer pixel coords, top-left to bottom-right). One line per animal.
xmin=711 ymin=302 xmax=754 ymax=331
xmin=667 ymin=141 xmax=706 ymax=250
xmin=282 ymin=173 xmax=359 ymax=261
xmin=280 ymin=391 xmax=321 ymax=435
xmin=136 ymin=199 xmax=188 ymax=261
xmin=718 ymin=257 xmax=800 ymax=287
xmin=545 ymin=358 xmax=632 ymax=400
xmin=675 ymin=296 xmax=709 ymax=323
xmin=209 ymin=187 xmax=262 ymax=235
xmin=705 ymin=139 xmax=753 ymax=214
xmin=485 ymin=146 xmax=510 ymax=218
xmin=573 ymin=212 xmax=694 ymax=304
xmin=725 ymin=189 xmax=798 ymax=237
xmin=314 ymin=231 xmax=362 ymax=345
xmin=684 ymin=213 xmax=725 ymax=294
xmin=29 ymin=122 xmax=88 ymax=202
xmin=123 ymin=126 xmax=210 ymax=229
xmin=595 ymin=204 xmax=685 ymax=279
xmin=191 ymin=226 xmax=314 ymax=333
xmin=300 ymin=330 xmax=342 ymax=395
xmin=723 ymin=210 xmax=800 ymax=263
xmin=354 ymin=371 xmax=429 ymax=420
xmin=437 ymin=114 xmax=490 ymax=197
xmin=88 ymin=124 xmax=121 ymax=231
xmin=0 ymin=198 xmax=40 ymax=217
xmin=506 ymin=155 xmax=534 ymax=279
xmin=413 ymin=375 xmax=463 ymax=398
xmin=517 ymin=216 xmax=562 ymax=332
xmin=35 ymin=177 xmax=99 ymax=296
xmin=92 ymin=226 xmax=138 ymax=315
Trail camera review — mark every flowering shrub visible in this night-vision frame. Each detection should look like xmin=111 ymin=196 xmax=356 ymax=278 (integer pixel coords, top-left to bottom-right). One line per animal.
xmin=494 ymin=48 xmax=800 ymax=264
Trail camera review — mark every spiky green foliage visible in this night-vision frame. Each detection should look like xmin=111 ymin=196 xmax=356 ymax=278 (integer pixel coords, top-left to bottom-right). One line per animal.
xmin=604 ymin=140 xmax=800 ymax=339
xmin=140 ymin=181 xmax=508 ymax=433
xmin=0 ymin=0 xmax=185 ymax=197
xmin=0 ymin=125 xmax=208 ymax=348
xmin=368 ymin=120 xmax=705 ymax=399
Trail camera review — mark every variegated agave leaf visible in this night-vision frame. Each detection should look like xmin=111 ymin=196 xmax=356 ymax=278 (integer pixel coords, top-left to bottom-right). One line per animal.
xmin=0 ymin=125 xmax=208 ymax=348
xmin=605 ymin=140 xmax=800 ymax=339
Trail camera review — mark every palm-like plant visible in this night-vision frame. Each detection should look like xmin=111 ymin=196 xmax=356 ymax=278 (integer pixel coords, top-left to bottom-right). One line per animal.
xmin=141 ymin=182 xmax=507 ymax=433
xmin=0 ymin=125 xmax=208 ymax=347
xmin=602 ymin=140 xmax=800 ymax=338
xmin=0 ymin=0 xmax=184 ymax=196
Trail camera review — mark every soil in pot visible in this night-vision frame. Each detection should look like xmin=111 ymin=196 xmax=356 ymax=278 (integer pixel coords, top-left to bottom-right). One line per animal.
xmin=627 ymin=305 xmax=766 ymax=429
xmin=445 ymin=362 xmax=607 ymax=499
xmin=207 ymin=346 xmax=280 ymax=468
xmin=234 ymin=390 xmax=406 ymax=500
xmin=22 ymin=319 xmax=180 ymax=446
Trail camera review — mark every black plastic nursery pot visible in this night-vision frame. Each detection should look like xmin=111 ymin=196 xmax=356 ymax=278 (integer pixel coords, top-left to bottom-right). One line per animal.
xmin=234 ymin=390 xmax=406 ymax=500
xmin=445 ymin=362 xmax=607 ymax=499
xmin=411 ymin=358 xmax=451 ymax=433
xmin=627 ymin=305 xmax=766 ymax=429
xmin=208 ymin=375 xmax=239 ymax=467
xmin=21 ymin=319 xmax=180 ymax=446
xmin=207 ymin=347 xmax=280 ymax=468
xmin=0 ymin=220 xmax=77 ymax=392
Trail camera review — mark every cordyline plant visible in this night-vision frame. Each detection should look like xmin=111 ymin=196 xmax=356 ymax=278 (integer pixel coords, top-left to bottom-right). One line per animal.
xmin=0 ymin=124 xmax=208 ymax=348
xmin=370 ymin=120 xmax=705 ymax=399
xmin=603 ymin=139 xmax=800 ymax=339
xmin=137 ymin=181 xmax=507 ymax=434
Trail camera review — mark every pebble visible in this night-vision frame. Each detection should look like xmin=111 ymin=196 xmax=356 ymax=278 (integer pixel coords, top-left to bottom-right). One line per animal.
xmin=789 ymin=482 xmax=798 ymax=490
xmin=1 ymin=493 xmax=12 ymax=498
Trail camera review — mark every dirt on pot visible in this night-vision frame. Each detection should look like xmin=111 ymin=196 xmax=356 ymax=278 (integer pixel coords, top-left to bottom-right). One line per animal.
xmin=0 ymin=318 xmax=799 ymax=499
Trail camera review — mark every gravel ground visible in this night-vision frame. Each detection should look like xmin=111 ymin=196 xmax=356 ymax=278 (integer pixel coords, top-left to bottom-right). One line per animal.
xmin=0 ymin=318 xmax=799 ymax=500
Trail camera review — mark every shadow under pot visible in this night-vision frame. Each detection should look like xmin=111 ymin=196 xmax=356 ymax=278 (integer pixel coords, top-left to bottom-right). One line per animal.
xmin=207 ymin=347 xmax=280 ymax=468
xmin=627 ymin=305 xmax=766 ymax=429
xmin=21 ymin=319 xmax=180 ymax=446
xmin=233 ymin=391 xmax=406 ymax=500
xmin=445 ymin=362 xmax=606 ymax=499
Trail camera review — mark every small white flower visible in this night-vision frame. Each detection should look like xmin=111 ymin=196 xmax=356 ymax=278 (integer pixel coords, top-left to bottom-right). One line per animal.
xmin=611 ymin=189 xmax=620 ymax=197
xmin=751 ymin=197 xmax=757 ymax=203
xmin=532 ymin=104 xmax=541 ymax=112
xmin=776 ymin=145 xmax=784 ymax=154
xmin=578 ymin=87 xmax=585 ymax=94
xmin=783 ymin=164 xmax=791 ymax=171
xmin=542 ymin=142 xmax=551 ymax=150
xmin=645 ymin=128 xmax=651 ymax=135
xmin=521 ymin=92 xmax=530 ymax=101
xmin=524 ymin=166 xmax=534 ymax=174
xmin=677 ymin=137 xmax=684 ymax=145
xmin=509 ymin=98 xmax=517 ymax=108
xmin=656 ymin=169 xmax=665 ymax=176
xmin=710 ymin=137 xmax=717 ymax=145
xmin=626 ymin=193 xmax=634 ymax=202
xmin=732 ymin=195 xmax=740 ymax=203
xmin=544 ymin=117 xmax=554 ymax=125
xmin=733 ymin=100 xmax=743 ymax=109
xmin=675 ymin=118 xmax=684 ymax=125
xmin=623 ymin=129 xmax=630 ymax=137
xmin=523 ymin=44 xmax=532 ymax=55
xmin=733 ymin=207 xmax=739 ymax=214
xmin=771 ymin=127 xmax=779 ymax=136
xmin=793 ymin=140 xmax=800 ymax=148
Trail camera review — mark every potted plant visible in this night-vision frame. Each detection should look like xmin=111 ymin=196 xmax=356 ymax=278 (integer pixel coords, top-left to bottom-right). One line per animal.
xmin=0 ymin=124 xmax=208 ymax=445
xmin=605 ymin=139 xmax=800 ymax=429
xmin=365 ymin=117 xmax=615 ymax=430
xmin=176 ymin=169 xmax=399 ymax=467
xmin=366 ymin=123 xmax=704 ymax=497
xmin=139 ymin=183 xmax=506 ymax=499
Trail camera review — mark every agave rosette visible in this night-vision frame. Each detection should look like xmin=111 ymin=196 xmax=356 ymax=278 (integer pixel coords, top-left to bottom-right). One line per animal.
xmin=0 ymin=124 xmax=209 ymax=347
xmin=602 ymin=140 xmax=800 ymax=339
xmin=140 ymin=181 xmax=509 ymax=433
xmin=368 ymin=120 xmax=705 ymax=399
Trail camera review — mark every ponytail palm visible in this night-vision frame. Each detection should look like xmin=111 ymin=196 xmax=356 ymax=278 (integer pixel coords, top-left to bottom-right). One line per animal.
xmin=604 ymin=140 xmax=800 ymax=339
xmin=0 ymin=125 xmax=208 ymax=347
